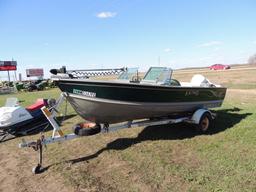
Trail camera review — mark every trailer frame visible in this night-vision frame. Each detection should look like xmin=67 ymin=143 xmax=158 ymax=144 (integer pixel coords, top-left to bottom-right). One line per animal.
xmin=19 ymin=93 xmax=215 ymax=174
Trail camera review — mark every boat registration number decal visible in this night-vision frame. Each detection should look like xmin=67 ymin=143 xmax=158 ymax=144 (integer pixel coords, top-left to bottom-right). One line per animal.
xmin=185 ymin=90 xmax=199 ymax=96
xmin=73 ymin=89 xmax=96 ymax=97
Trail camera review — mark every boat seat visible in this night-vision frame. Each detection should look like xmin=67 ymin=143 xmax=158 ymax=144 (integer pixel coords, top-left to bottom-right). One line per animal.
xmin=26 ymin=99 xmax=46 ymax=111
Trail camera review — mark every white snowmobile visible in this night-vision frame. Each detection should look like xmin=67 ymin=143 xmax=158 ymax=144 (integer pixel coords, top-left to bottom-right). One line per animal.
xmin=0 ymin=98 xmax=55 ymax=141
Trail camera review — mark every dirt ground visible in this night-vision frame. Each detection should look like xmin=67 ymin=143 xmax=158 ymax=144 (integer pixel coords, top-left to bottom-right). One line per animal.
xmin=0 ymin=89 xmax=254 ymax=192
xmin=0 ymin=63 xmax=256 ymax=191
xmin=0 ymin=138 xmax=74 ymax=192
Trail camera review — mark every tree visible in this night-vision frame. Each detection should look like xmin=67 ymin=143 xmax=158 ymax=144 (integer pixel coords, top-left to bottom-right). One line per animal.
xmin=248 ymin=53 xmax=256 ymax=65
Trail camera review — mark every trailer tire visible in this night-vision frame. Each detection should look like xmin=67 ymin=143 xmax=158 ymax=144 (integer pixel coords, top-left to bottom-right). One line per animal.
xmin=73 ymin=123 xmax=101 ymax=136
xmin=197 ymin=112 xmax=213 ymax=133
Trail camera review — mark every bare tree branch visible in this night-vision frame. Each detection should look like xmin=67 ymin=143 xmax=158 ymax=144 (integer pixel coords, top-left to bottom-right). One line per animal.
xmin=248 ymin=53 xmax=256 ymax=64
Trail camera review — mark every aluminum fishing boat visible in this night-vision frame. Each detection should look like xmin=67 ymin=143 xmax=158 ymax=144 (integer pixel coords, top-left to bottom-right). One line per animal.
xmin=20 ymin=66 xmax=226 ymax=173
xmin=50 ymin=67 xmax=227 ymax=124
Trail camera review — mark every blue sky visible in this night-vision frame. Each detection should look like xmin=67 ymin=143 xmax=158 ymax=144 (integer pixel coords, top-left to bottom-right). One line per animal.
xmin=0 ymin=0 xmax=256 ymax=79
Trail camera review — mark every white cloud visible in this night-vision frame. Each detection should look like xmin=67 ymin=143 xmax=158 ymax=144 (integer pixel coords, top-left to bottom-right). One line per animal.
xmin=253 ymin=41 xmax=256 ymax=44
xmin=96 ymin=12 xmax=117 ymax=19
xmin=164 ymin=48 xmax=172 ymax=53
xmin=198 ymin=41 xmax=223 ymax=47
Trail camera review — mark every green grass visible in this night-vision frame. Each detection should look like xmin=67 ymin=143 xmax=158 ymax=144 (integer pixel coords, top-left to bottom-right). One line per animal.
xmin=1 ymin=88 xmax=256 ymax=191
xmin=0 ymin=88 xmax=61 ymax=106
xmin=0 ymin=88 xmax=76 ymax=118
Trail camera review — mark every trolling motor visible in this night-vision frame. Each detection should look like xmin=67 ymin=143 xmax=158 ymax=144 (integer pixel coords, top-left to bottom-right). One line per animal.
xmin=49 ymin=66 xmax=67 ymax=75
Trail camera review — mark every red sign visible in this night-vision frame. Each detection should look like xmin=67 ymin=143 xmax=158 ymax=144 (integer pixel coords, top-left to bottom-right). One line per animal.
xmin=0 ymin=61 xmax=17 ymax=71
xmin=0 ymin=65 xmax=17 ymax=71
xmin=26 ymin=68 xmax=44 ymax=77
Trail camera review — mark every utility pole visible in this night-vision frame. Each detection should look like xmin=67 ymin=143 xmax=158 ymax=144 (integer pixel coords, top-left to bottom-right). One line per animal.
xmin=7 ymin=70 xmax=10 ymax=86
xmin=14 ymin=71 xmax=17 ymax=81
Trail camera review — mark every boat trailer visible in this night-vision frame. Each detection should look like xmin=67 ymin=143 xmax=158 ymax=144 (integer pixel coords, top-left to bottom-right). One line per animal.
xmin=19 ymin=93 xmax=215 ymax=174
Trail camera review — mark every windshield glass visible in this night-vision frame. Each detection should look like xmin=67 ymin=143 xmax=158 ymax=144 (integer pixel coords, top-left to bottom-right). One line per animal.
xmin=143 ymin=67 xmax=172 ymax=82
xmin=118 ymin=68 xmax=138 ymax=80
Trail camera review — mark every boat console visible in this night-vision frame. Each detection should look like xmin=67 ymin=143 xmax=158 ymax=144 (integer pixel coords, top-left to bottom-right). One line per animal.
xmin=117 ymin=67 xmax=181 ymax=86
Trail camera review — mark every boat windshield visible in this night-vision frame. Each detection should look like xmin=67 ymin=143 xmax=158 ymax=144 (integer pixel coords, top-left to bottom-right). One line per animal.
xmin=118 ymin=68 xmax=139 ymax=80
xmin=142 ymin=67 xmax=172 ymax=83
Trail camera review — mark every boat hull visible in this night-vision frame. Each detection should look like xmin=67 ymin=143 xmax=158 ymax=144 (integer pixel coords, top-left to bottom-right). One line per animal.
xmin=66 ymin=93 xmax=223 ymax=123
xmin=56 ymin=79 xmax=227 ymax=124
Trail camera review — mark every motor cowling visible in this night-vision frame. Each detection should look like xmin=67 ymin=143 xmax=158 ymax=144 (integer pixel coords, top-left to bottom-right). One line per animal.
xmin=190 ymin=74 xmax=215 ymax=87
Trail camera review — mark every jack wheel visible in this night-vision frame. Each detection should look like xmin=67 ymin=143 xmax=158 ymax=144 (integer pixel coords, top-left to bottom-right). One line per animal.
xmin=32 ymin=164 xmax=42 ymax=174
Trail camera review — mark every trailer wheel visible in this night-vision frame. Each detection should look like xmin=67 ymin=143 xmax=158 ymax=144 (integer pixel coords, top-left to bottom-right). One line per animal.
xmin=197 ymin=112 xmax=213 ymax=133
xmin=73 ymin=122 xmax=101 ymax=136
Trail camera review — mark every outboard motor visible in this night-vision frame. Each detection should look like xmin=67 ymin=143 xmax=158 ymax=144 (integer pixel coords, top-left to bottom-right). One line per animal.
xmin=190 ymin=74 xmax=215 ymax=87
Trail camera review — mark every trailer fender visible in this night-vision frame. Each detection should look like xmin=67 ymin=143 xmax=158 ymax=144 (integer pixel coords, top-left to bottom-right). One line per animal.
xmin=191 ymin=109 xmax=211 ymax=124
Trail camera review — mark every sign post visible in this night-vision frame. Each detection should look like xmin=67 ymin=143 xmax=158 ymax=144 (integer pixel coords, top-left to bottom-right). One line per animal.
xmin=7 ymin=70 xmax=10 ymax=83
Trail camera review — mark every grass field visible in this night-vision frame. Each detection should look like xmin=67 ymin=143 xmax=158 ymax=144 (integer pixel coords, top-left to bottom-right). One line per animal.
xmin=0 ymin=66 xmax=256 ymax=192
